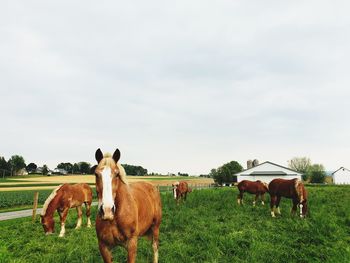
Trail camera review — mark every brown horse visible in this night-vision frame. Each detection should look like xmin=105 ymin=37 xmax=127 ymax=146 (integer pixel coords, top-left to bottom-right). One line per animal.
xmin=94 ymin=148 xmax=162 ymax=263
xmin=172 ymin=181 xmax=192 ymax=204
xmin=237 ymin=180 xmax=269 ymax=206
xmin=268 ymin=178 xmax=308 ymax=218
xmin=40 ymin=183 xmax=92 ymax=237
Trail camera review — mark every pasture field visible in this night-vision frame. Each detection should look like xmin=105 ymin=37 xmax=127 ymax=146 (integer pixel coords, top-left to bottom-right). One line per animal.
xmin=0 ymin=185 xmax=349 ymax=262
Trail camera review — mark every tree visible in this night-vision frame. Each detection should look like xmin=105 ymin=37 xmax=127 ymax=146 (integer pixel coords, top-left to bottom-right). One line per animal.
xmin=72 ymin=163 xmax=80 ymax=174
xmin=8 ymin=155 xmax=26 ymax=176
xmin=0 ymin=156 xmax=10 ymax=177
xmin=26 ymin=163 xmax=38 ymax=173
xmin=42 ymin=165 xmax=49 ymax=175
xmin=123 ymin=164 xmax=148 ymax=176
xmin=309 ymin=164 xmax=326 ymax=183
xmin=288 ymin=157 xmax=311 ymax=181
xmin=79 ymin=162 xmax=91 ymax=174
xmin=57 ymin=163 xmax=73 ymax=173
xmin=212 ymin=161 xmax=243 ymax=185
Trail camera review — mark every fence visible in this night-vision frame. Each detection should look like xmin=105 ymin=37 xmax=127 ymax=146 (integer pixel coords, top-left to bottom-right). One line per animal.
xmin=155 ymin=183 xmax=216 ymax=193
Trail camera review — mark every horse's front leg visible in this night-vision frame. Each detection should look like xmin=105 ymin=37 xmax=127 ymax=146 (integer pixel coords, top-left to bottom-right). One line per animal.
xmin=270 ymin=195 xmax=277 ymax=217
xmin=127 ymin=236 xmax=138 ymax=263
xmin=237 ymin=191 xmax=243 ymax=205
xmin=99 ymin=241 xmax=113 ymax=263
xmin=75 ymin=206 xmax=82 ymax=229
xmin=253 ymin=194 xmax=259 ymax=206
xmin=291 ymin=199 xmax=298 ymax=216
xmin=261 ymin=193 xmax=265 ymax=205
xmin=85 ymin=202 xmax=92 ymax=227
xmin=59 ymin=208 xmax=69 ymax=237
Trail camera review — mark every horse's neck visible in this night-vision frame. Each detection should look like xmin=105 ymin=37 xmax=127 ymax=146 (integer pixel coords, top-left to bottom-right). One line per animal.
xmin=115 ymin=182 xmax=134 ymax=208
xmin=45 ymin=195 xmax=60 ymax=217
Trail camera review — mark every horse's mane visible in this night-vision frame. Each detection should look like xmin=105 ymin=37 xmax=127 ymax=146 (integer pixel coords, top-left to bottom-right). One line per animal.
xmin=102 ymin=153 xmax=128 ymax=185
xmin=41 ymin=184 xmax=64 ymax=216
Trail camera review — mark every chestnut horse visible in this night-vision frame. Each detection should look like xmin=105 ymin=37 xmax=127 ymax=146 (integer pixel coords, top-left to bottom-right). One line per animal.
xmin=268 ymin=178 xmax=308 ymax=218
xmin=172 ymin=181 xmax=192 ymax=204
xmin=40 ymin=183 xmax=92 ymax=237
xmin=94 ymin=148 xmax=162 ymax=263
xmin=237 ymin=180 xmax=269 ymax=206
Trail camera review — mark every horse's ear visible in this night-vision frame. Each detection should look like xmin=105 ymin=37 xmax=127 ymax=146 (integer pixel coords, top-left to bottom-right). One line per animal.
xmin=112 ymin=149 xmax=121 ymax=163
xmin=95 ymin=148 xmax=103 ymax=163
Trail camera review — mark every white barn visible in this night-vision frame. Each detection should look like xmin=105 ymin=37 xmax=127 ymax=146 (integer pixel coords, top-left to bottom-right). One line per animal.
xmin=332 ymin=167 xmax=350 ymax=184
xmin=234 ymin=161 xmax=302 ymax=184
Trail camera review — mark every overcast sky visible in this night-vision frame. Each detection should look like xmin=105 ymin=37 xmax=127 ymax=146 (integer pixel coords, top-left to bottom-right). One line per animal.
xmin=0 ymin=1 xmax=349 ymax=174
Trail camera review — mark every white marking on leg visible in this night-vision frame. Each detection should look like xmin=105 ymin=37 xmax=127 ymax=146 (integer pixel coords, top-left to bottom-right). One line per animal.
xmin=75 ymin=217 xmax=82 ymax=229
xmin=173 ymin=188 xmax=177 ymax=199
xmin=153 ymin=242 xmax=159 ymax=263
xmin=253 ymin=201 xmax=256 ymax=206
xmin=271 ymin=210 xmax=276 ymax=217
xmin=261 ymin=201 xmax=265 ymax=206
xmin=59 ymin=223 xmax=65 ymax=237
xmin=87 ymin=217 xmax=92 ymax=227
xmin=276 ymin=207 xmax=281 ymax=215
xmin=299 ymin=204 xmax=303 ymax=218
xmin=237 ymin=198 xmax=241 ymax=205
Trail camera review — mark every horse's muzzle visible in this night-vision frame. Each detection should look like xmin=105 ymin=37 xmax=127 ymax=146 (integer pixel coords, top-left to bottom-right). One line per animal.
xmin=99 ymin=204 xmax=115 ymax=221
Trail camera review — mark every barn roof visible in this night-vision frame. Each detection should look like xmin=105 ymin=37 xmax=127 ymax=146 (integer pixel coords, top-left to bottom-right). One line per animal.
xmin=235 ymin=161 xmax=302 ymax=176
xmin=332 ymin=167 xmax=350 ymax=175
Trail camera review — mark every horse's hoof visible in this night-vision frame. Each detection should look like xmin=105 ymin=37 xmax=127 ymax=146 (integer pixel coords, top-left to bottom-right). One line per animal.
xmin=59 ymin=234 xmax=65 ymax=238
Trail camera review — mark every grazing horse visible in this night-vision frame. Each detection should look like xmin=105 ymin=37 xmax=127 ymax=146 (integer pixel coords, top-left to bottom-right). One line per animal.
xmin=40 ymin=183 xmax=92 ymax=237
xmin=268 ymin=178 xmax=308 ymax=218
xmin=237 ymin=180 xmax=269 ymax=206
xmin=172 ymin=181 xmax=192 ymax=204
xmin=94 ymin=148 xmax=162 ymax=263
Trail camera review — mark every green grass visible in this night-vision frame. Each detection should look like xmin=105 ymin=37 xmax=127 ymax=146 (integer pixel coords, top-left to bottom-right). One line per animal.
xmin=0 ymin=186 xmax=349 ymax=262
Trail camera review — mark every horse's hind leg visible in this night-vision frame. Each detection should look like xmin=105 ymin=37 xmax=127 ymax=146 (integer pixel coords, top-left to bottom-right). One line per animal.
xmin=85 ymin=202 xmax=92 ymax=227
xmin=75 ymin=206 xmax=82 ymax=229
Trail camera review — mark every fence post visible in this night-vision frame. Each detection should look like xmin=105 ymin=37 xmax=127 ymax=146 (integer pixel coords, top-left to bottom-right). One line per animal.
xmin=32 ymin=192 xmax=39 ymax=222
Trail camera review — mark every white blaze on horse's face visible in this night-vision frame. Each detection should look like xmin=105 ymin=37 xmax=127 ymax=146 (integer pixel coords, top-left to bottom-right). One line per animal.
xmin=101 ymin=167 xmax=115 ymax=220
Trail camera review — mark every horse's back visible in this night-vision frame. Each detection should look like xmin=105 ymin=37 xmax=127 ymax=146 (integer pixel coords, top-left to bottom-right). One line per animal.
xmin=269 ymin=178 xmax=298 ymax=197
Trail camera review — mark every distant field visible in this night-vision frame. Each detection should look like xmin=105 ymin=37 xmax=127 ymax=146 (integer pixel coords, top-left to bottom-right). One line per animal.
xmin=0 ymin=185 xmax=349 ymax=262
xmin=0 ymin=175 xmax=213 ymax=192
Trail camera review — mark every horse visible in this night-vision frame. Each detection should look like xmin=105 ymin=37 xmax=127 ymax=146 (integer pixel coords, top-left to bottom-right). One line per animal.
xmin=237 ymin=180 xmax=269 ymax=206
xmin=172 ymin=181 xmax=192 ymax=204
xmin=268 ymin=178 xmax=308 ymax=218
xmin=94 ymin=148 xmax=162 ymax=263
xmin=40 ymin=183 xmax=92 ymax=237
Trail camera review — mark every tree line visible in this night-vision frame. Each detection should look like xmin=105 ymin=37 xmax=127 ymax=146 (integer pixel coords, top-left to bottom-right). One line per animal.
xmin=0 ymin=154 xmax=148 ymax=177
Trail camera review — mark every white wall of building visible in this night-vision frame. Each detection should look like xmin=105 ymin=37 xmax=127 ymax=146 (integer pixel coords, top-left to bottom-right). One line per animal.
xmin=333 ymin=168 xmax=350 ymax=184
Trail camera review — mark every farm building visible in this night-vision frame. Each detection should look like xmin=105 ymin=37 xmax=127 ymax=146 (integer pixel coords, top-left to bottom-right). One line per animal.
xmin=234 ymin=161 xmax=302 ymax=184
xmin=332 ymin=167 xmax=350 ymax=184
